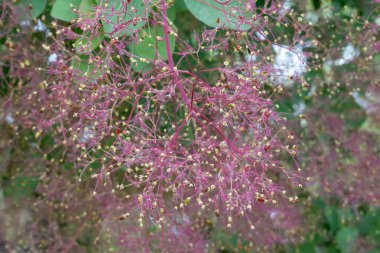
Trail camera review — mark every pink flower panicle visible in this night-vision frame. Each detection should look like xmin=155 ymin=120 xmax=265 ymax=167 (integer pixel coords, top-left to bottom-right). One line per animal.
xmin=44 ymin=0 xmax=305 ymax=226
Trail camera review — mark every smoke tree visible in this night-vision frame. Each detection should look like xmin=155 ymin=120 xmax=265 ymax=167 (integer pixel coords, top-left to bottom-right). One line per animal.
xmin=0 ymin=0 xmax=379 ymax=252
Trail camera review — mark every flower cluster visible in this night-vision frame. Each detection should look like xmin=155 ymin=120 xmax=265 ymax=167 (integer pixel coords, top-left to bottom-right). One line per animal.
xmin=3 ymin=0 xmax=305 ymax=226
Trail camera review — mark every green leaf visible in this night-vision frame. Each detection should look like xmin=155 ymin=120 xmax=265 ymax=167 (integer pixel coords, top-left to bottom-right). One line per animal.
xmin=71 ymin=55 xmax=103 ymax=79
xmin=4 ymin=176 xmax=39 ymax=198
xmin=129 ymin=27 xmax=175 ymax=60
xmin=168 ymin=6 xmax=176 ymax=22
xmin=230 ymin=233 xmax=238 ymax=248
xmin=74 ymin=32 xmax=104 ymax=53
xmin=360 ymin=118 xmax=380 ymax=137
xmin=336 ymin=227 xmax=358 ymax=253
xmin=366 ymin=250 xmax=380 ymax=253
xmin=337 ymin=208 xmax=355 ymax=225
xmin=174 ymin=0 xmax=188 ymax=12
xmin=130 ymin=59 xmax=152 ymax=73
xmin=78 ymin=0 xmax=97 ymax=16
xmin=183 ymin=0 xmax=252 ymax=30
xmin=20 ymin=0 xmax=47 ymax=18
xmin=312 ymin=0 xmax=322 ymax=9
xmin=51 ymin=0 xmax=81 ymax=22
xmin=70 ymin=0 xmax=104 ymax=53
xmin=359 ymin=208 xmax=380 ymax=241
xmin=129 ymin=26 xmax=176 ymax=72
xmin=298 ymin=242 xmax=317 ymax=253
xmin=102 ymin=0 xmax=150 ymax=38
xmin=325 ymin=206 xmax=340 ymax=232
xmin=329 ymin=92 xmax=366 ymax=130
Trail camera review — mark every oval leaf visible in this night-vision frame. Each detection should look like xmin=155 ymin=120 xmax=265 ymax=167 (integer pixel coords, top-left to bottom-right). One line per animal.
xmin=102 ymin=0 xmax=150 ymax=38
xmin=51 ymin=0 xmax=82 ymax=22
xmin=128 ymin=26 xmax=176 ymax=72
xmin=184 ymin=0 xmax=251 ymax=30
xmin=74 ymin=32 xmax=104 ymax=54
xmin=20 ymin=0 xmax=47 ymax=18
xmin=71 ymin=56 xmax=103 ymax=80
xmin=336 ymin=227 xmax=358 ymax=253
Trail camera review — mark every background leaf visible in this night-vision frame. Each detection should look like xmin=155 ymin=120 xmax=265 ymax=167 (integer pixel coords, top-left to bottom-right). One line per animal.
xmin=51 ymin=0 xmax=82 ymax=22
xmin=71 ymin=55 xmax=103 ymax=80
xmin=183 ymin=0 xmax=251 ymax=30
xmin=74 ymin=32 xmax=104 ymax=54
xmin=3 ymin=176 xmax=39 ymax=198
xmin=129 ymin=26 xmax=176 ymax=72
xmin=78 ymin=0 xmax=97 ymax=16
xmin=20 ymin=0 xmax=47 ymax=18
xmin=102 ymin=0 xmax=150 ymax=38
xmin=325 ymin=206 xmax=340 ymax=233
xmin=336 ymin=227 xmax=358 ymax=253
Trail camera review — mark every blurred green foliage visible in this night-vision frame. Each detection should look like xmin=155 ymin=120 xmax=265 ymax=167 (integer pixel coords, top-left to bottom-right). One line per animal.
xmin=286 ymin=200 xmax=380 ymax=253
